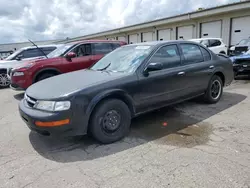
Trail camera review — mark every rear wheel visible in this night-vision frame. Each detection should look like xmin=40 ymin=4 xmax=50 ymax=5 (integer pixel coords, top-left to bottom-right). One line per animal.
xmin=203 ymin=75 xmax=223 ymax=104
xmin=89 ymin=99 xmax=131 ymax=144
xmin=0 ymin=71 xmax=10 ymax=88
xmin=36 ymin=72 xmax=56 ymax=82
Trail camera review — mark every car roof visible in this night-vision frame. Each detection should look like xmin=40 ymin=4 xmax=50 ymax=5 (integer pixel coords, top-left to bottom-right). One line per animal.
xmin=189 ymin=38 xmax=223 ymax=41
xmin=67 ymin=40 xmax=126 ymax=45
xmin=125 ymin=40 xmax=201 ymax=47
xmin=21 ymin=44 xmax=62 ymax=50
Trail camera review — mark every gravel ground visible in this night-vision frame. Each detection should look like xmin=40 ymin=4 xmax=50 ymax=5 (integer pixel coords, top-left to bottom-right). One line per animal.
xmin=0 ymin=79 xmax=250 ymax=188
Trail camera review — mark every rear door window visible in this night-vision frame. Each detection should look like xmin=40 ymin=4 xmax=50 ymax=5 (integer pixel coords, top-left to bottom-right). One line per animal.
xmin=209 ymin=40 xmax=221 ymax=47
xmin=42 ymin=47 xmax=57 ymax=55
xmin=111 ymin=43 xmax=121 ymax=50
xmin=92 ymin=43 xmax=113 ymax=55
xmin=180 ymin=44 xmax=204 ymax=64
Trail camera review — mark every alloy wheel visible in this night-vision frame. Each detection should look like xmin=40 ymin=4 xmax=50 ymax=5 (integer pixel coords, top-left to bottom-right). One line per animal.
xmin=0 ymin=73 xmax=10 ymax=87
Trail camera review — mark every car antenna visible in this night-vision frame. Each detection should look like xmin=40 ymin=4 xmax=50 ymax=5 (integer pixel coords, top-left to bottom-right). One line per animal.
xmin=28 ymin=39 xmax=48 ymax=59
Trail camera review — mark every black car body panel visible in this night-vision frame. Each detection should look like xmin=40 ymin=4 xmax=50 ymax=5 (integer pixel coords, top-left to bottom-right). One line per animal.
xmin=19 ymin=41 xmax=234 ymax=137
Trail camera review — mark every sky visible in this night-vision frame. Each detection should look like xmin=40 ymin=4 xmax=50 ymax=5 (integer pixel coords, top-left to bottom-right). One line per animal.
xmin=0 ymin=0 xmax=240 ymax=44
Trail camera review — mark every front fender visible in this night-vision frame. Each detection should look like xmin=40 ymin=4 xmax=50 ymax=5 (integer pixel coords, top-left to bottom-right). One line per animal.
xmin=86 ymin=89 xmax=136 ymax=117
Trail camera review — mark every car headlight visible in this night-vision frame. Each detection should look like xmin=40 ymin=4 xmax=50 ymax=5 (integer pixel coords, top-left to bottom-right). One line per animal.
xmin=34 ymin=101 xmax=71 ymax=111
xmin=13 ymin=72 xmax=24 ymax=76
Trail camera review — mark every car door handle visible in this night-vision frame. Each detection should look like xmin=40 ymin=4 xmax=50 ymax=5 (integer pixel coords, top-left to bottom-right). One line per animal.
xmin=209 ymin=65 xmax=215 ymax=69
xmin=178 ymin=72 xmax=185 ymax=76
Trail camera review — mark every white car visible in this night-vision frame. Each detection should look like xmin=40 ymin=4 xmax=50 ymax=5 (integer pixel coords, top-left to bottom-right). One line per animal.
xmin=189 ymin=38 xmax=228 ymax=55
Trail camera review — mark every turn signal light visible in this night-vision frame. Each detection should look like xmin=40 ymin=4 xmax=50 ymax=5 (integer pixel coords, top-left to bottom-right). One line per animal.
xmin=35 ymin=119 xmax=70 ymax=127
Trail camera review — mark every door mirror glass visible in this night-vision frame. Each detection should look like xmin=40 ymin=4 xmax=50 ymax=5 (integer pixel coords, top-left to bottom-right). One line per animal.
xmin=146 ymin=62 xmax=163 ymax=72
xmin=16 ymin=54 xmax=23 ymax=61
xmin=66 ymin=52 xmax=76 ymax=60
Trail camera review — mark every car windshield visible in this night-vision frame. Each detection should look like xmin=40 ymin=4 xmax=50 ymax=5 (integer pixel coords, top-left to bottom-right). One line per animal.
xmin=238 ymin=39 xmax=250 ymax=46
xmin=91 ymin=45 xmax=154 ymax=73
xmin=47 ymin=44 xmax=73 ymax=58
xmin=5 ymin=48 xmax=24 ymax=60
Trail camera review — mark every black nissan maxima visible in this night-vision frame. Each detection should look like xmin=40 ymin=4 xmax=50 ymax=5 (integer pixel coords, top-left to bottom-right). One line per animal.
xmin=19 ymin=41 xmax=234 ymax=144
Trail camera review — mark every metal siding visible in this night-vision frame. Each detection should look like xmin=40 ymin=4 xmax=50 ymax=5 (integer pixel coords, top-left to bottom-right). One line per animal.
xmin=117 ymin=36 xmax=126 ymax=42
xmin=231 ymin=16 xmax=250 ymax=45
xmin=177 ymin=25 xmax=193 ymax=40
xmin=201 ymin=20 xmax=222 ymax=38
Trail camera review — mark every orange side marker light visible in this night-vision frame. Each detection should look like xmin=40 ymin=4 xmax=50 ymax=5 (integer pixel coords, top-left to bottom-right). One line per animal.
xmin=35 ymin=119 xmax=70 ymax=127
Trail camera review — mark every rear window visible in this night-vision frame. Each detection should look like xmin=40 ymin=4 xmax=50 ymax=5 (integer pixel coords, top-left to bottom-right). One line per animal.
xmin=210 ymin=40 xmax=221 ymax=47
xmin=42 ymin=47 xmax=57 ymax=55
xmin=111 ymin=43 xmax=121 ymax=50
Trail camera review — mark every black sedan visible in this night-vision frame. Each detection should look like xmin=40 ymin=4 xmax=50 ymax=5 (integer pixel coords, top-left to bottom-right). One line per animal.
xmin=19 ymin=41 xmax=234 ymax=144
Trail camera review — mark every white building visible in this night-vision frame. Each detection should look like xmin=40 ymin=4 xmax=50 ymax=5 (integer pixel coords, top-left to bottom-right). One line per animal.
xmin=61 ymin=1 xmax=250 ymax=47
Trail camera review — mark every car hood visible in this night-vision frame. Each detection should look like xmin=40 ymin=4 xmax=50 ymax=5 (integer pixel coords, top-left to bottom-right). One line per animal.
xmin=0 ymin=60 xmax=30 ymax=69
xmin=230 ymin=54 xmax=250 ymax=63
xmin=26 ymin=69 xmax=128 ymax=100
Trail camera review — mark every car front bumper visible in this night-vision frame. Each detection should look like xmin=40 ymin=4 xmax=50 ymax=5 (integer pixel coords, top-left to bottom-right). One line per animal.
xmin=10 ymin=74 xmax=32 ymax=90
xmin=234 ymin=65 xmax=250 ymax=76
xmin=19 ymin=99 xmax=88 ymax=137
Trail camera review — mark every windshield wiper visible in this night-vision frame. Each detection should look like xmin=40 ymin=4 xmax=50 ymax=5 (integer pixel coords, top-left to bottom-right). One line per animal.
xmin=28 ymin=39 xmax=48 ymax=59
xmin=96 ymin=63 xmax=111 ymax=71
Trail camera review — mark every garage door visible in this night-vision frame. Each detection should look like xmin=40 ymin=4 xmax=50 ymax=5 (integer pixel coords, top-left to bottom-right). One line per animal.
xmin=231 ymin=16 xmax=250 ymax=45
xmin=128 ymin=34 xmax=139 ymax=44
xmin=107 ymin=37 xmax=116 ymax=41
xmin=177 ymin=25 xmax=193 ymax=40
xmin=117 ymin=36 xmax=126 ymax=42
xmin=201 ymin=21 xmax=222 ymax=38
xmin=158 ymin=29 xmax=171 ymax=41
xmin=142 ymin=32 xmax=154 ymax=42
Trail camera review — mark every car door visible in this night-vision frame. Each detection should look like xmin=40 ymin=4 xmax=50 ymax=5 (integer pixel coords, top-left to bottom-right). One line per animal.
xmin=208 ymin=39 xmax=222 ymax=54
xmin=69 ymin=43 xmax=95 ymax=71
xmin=91 ymin=43 xmax=114 ymax=64
xmin=178 ymin=43 xmax=213 ymax=95
xmin=135 ymin=44 xmax=188 ymax=111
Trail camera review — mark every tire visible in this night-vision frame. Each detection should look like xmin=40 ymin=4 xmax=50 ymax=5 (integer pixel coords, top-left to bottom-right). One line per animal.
xmin=89 ymin=99 xmax=131 ymax=144
xmin=0 ymin=71 xmax=10 ymax=89
xmin=203 ymin=75 xmax=223 ymax=104
xmin=36 ymin=73 xmax=56 ymax=82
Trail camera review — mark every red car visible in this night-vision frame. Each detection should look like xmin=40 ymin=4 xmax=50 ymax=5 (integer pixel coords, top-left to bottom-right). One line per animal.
xmin=10 ymin=40 xmax=127 ymax=90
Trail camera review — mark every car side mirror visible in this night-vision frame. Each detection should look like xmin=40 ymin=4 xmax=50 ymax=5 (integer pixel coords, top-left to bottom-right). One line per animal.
xmin=66 ymin=52 xmax=76 ymax=61
xmin=16 ymin=54 xmax=23 ymax=61
xmin=144 ymin=62 xmax=163 ymax=75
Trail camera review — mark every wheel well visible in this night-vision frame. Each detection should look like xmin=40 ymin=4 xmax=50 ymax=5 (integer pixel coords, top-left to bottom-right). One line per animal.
xmin=34 ymin=69 xmax=61 ymax=83
xmin=88 ymin=94 xmax=135 ymax=128
xmin=214 ymin=72 xmax=225 ymax=86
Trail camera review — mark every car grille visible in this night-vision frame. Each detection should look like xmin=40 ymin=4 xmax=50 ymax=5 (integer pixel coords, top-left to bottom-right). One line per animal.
xmin=235 ymin=46 xmax=249 ymax=55
xmin=25 ymin=94 xmax=37 ymax=108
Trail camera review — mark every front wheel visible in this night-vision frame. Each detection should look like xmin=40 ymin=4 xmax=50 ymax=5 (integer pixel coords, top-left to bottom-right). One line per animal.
xmin=89 ymin=99 xmax=131 ymax=144
xmin=203 ymin=75 xmax=223 ymax=104
xmin=0 ymin=72 xmax=10 ymax=88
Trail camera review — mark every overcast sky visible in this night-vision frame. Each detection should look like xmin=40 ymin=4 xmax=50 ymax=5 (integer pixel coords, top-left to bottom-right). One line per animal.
xmin=0 ymin=0 xmax=240 ymax=44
